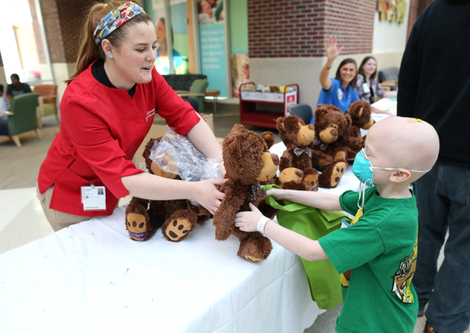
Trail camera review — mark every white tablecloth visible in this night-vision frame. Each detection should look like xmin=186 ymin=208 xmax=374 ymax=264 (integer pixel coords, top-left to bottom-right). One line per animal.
xmin=0 ymin=206 xmax=320 ymax=333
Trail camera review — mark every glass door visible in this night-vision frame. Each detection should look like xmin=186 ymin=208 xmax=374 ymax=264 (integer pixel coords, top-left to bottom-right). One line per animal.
xmin=0 ymin=0 xmax=53 ymax=86
xmin=153 ymin=0 xmax=189 ymax=75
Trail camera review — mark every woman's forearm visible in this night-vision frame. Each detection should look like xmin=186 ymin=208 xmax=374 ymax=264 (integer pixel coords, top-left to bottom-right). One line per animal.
xmin=186 ymin=118 xmax=223 ymax=160
xmin=122 ymin=172 xmax=198 ymax=201
xmin=319 ymin=59 xmax=334 ymax=90
xmin=383 ymin=90 xmax=397 ymax=98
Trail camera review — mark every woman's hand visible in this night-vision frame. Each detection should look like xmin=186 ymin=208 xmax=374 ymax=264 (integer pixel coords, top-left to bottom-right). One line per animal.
xmin=191 ymin=178 xmax=226 ymax=214
xmin=234 ymin=203 xmax=264 ymax=232
xmin=324 ymin=36 xmax=344 ymax=62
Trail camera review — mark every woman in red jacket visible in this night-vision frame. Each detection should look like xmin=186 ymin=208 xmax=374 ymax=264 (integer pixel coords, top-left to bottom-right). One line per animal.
xmin=37 ymin=1 xmax=225 ymax=231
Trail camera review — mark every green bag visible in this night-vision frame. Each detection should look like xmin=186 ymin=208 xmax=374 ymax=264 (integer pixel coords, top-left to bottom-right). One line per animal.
xmin=264 ymin=184 xmax=349 ymax=310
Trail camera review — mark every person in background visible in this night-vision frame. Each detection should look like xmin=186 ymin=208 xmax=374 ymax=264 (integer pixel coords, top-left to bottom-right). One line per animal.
xmin=235 ymin=116 xmax=439 ymax=333
xmin=313 ymin=36 xmax=359 ymax=123
xmin=356 ymin=56 xmax=397 ymax=114
xmin=397 ymin=0 xmax=470 ymax=332
xmin=0 ymin=84 xmax=10 ymax=121
xmin=6 ymin=73 xmax=31 ymax=102
xmin=155 ymin=18 xmax=185 ymax=75
xmin=37 ymin=1 xmax=225 ymax=231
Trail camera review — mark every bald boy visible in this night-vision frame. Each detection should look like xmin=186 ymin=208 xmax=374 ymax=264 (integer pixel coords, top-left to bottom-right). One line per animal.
xmin=234 ymin=116 xmax=440 ymax=333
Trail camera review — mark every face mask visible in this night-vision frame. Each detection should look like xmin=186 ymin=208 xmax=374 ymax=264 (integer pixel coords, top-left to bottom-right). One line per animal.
xmin=352 ymin=149 xmax=374 ymax=186
xmin=352 ymin=148 xmax=431 ymax=209
xmin=352 ymin=149 xmax=432 ymax=186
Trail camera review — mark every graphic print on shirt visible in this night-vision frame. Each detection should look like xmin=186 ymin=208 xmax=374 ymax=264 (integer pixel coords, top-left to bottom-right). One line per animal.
xmin=391 ymin=236 xmax=417 ymax=304
xmin=341 ymin=208 xmax=363 ymax=287
xmin=337 ymin=88 xmax=344 ymax=101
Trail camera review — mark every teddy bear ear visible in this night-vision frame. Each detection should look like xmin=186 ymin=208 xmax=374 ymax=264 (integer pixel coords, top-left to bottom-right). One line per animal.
xmin=276 ymin=117 xmax=286 ymax=132
xmin=358 ymin=107 xmax=363 ymax=117
xmin=315 ymin=105 xmax=328 ymax=119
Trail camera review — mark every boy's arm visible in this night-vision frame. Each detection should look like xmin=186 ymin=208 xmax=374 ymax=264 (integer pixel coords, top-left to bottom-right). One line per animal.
xmin=266 ymin=188 xmax=341 ymax=211
xmin=234 ymin=203 xmax=328 ymax=262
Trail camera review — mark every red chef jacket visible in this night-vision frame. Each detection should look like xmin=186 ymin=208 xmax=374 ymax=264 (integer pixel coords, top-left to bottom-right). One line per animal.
xmin=38 ymin=62 xmax=201 ymax=216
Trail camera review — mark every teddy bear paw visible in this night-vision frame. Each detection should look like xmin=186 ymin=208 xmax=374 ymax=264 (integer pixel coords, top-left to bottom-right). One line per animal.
xmin=162 ymin=217 xmax=194 ymax=242
xmin=238 ymin=234 xmax=273 ymax=261
xmin=126 ymin=212 xmax=148 ymax=241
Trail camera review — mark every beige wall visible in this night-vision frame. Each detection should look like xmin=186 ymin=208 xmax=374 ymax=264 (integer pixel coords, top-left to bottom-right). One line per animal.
xmin=51 ymin=62 xmax=75 ymax=107
xmin=250 ymin=52 xmax=403 ymax=109
xmin=0 ymin=66 xmax=7 ymax=89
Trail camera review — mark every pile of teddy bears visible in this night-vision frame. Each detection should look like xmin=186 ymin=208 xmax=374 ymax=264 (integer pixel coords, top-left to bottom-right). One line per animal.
xmin=124 ymin=100 xmax=374 ymax=262
xmin=273 ymin=100 xmax=374 ymax=191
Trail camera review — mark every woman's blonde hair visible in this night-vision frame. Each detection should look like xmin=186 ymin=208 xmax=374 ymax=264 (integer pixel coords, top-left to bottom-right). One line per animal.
xmin=66 ymin=1 xmax=152 ymax=84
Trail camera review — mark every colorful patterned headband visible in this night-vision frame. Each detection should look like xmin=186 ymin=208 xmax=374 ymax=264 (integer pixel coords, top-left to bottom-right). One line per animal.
xmin=93 ymin=2 xmax=145 ymax=44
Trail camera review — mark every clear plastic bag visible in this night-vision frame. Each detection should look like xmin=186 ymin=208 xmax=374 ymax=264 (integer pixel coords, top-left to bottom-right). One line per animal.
xmin=149 ymin=127 xmax=223 ymax=205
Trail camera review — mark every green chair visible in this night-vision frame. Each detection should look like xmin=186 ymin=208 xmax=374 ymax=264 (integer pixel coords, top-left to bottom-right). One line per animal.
xmin=0 ymin=93 xmax=41 ymax=147
xmin=178 ymin=79 xmax=209 ymax=113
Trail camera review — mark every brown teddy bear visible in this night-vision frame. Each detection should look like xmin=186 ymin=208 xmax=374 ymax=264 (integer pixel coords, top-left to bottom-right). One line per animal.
xmin=277 ymin=167 xmax=319 ymax=191
xmin=275 ymin=115 xmax=325 ymax=190
xmin=344 ymin=100 xmax=375 ymax=154
xmin=276 ymin=113 xmax=346 ymax=189
xmin=213 ymin=124 xmax=279 ymax=261
xmin=125 ymin=138 xmax=211 ymax=242
xmin=309 ymin=104 xmax=355 ymax=165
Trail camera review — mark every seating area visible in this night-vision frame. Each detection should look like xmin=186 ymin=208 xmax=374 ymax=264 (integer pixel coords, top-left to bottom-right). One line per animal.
xmin=162 ymin=74 xmax=207 ymax=91
xmin=288 ymin=104 xmax=313 ymax=124
xmin=177 ymin=79 xmax=209 ymax=113
xmin=378 ymin=66 xmax=399 ymax=90
xmin=0 ymin=92 xmax=41 ymax=147
xmin=33 ymin=84 xmax=59 ymax=128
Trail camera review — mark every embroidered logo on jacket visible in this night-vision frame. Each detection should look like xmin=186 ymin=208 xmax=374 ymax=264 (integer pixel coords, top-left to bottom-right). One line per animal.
xmin=146 ymin=108 xmax=155 ymax=122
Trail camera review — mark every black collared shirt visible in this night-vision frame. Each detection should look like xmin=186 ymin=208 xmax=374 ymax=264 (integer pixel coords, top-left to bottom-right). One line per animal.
xmin=92 ymin=58 xmax=136 ymax=98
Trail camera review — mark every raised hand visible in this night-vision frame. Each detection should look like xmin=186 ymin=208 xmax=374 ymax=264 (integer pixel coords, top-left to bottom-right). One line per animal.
xmin=324 ymin=36 xmax=344 ymax=61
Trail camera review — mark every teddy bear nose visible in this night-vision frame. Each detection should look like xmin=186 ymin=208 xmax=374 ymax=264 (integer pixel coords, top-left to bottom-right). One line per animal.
xmin=330 ymin=129 xmax=338 ymax=136
xmin=271 ymin=154 xmax=279 ymax=165
xmin=295 ymin=169 xmax=304 ymax=178
xmin=308 ymin=124 xmax=314 ymax=131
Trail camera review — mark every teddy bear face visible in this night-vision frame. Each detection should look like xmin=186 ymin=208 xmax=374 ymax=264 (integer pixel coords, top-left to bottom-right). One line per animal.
xmin=257 ymin=150 xmax=280 ymax=182
xmin=277 ymin=115 xmax=315 ymax=148
xmin=314 ymin=105 xmax=348 ymax=144
xmin=223 ymin=124 xmax=279 ymax=184
xmin=150 ymin=156 xmax=179 ymax=179
xmin=279 ymin=167 xmax=304 ymax=184
xmin=349 ymin=100 xmax=375 ymax=130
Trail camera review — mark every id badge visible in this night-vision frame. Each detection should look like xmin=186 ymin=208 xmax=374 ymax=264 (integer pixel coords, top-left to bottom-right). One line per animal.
xmin=362 ymin=83 xmax=370 ymax=93
xmin=81 ymin=183 xmax=106 ymax=211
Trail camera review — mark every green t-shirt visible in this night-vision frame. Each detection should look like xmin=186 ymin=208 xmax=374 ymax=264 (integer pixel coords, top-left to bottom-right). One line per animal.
xmin=319 ymin=187 xmax=419 ymax=333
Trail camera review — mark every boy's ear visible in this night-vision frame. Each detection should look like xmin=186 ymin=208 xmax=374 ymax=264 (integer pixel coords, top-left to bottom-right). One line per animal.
xmin=389 ymin=170 xmax=411 ymax=183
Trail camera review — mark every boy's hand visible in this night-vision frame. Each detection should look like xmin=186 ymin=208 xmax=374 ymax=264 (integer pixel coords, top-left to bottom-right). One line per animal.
xmin=265 ymin=188 xmax=280 ymax=198
xmin=234 ymin=203 xmax=264 ymax=232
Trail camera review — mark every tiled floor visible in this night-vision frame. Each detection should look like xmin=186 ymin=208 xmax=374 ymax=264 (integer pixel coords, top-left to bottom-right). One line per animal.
xmin=0 ymin=112 xmax=467 ymax=333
